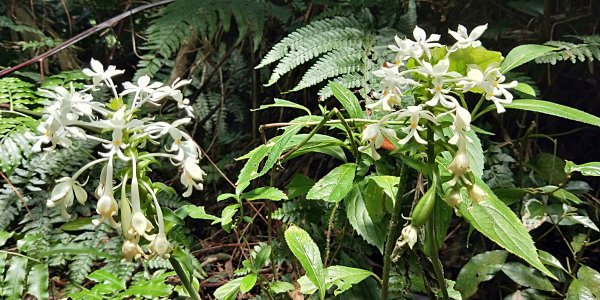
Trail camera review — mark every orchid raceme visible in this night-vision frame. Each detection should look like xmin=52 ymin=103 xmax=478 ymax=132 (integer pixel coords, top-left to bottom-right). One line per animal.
xmin=31 ymin=59 xmax=205 ymax=261
xmin=355 ymin=24 xmax=518 ymax=250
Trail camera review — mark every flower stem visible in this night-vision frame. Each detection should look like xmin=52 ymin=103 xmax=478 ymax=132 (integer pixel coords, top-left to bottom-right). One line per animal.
xmin=169 ymin=256 xmax=201 ymax=300
xmin=426 ymin=215 xmax=448 ymax=298
xmin=426 ymin=128 xmax=448 ymax=298
xmin=324 ymin=203 xmax=339 ymax=267
xmin=381 ymin=163 xmax=408 ymax=300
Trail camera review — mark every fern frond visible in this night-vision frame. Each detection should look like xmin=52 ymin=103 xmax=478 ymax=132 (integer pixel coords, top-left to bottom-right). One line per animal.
xmin=291 ymin=48 xmax=363 ymax=92
xmin=0 ymin=16 xmax=44 ymax=37
xmin=256 ymin=16 xmax=361 ymax=69
xmin=318 ymin=73 xmax=364 ymax=99
xmin=536 ymin=35 xmax=600 ymax=65
xmin=136 ymin=0 xmax=291 ymax=78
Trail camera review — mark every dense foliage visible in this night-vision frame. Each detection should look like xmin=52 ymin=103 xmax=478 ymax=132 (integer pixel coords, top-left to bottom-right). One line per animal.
xmin=0 ymin=0 xmax=599 ymax=299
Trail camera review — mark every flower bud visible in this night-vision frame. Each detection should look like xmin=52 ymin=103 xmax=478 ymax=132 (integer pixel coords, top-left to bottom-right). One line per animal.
xmin=468 ymin=185 xmax=487 ymax=203
xmin=448 ymin=150 xmax=469 ymax=176
xmin=148 ymin=233 xmax=173 ymax=259
xmin=445 ymin=188 xmax=462 ymax=207
xmin=122 ymin=239 xmax=146 ymax=262
xmin=398 ymin=225 xmax=418 ymax=249
xmin=131 ymin=211 xmax=154 ymax=237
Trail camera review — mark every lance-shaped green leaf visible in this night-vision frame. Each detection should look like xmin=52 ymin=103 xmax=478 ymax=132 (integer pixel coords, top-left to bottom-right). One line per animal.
xmin=285 ymin=225 xmax=326 ymax=300
xmin=492 ymin=99 xmax=600 ymax=128
xmin=2 ymin=256 xmax=27 ymax=300
xmin=26 ymin=264 xmax=48 ymax=300
xmin=239 ymin=274 xmax=258 ymax=293
xmin=298 ymin=265 xmax=375 ymax=296
xmin=214 ymin=278 xmax=243 ymax=300
xmin=457 ymin=179 xmax=555 ymax=279
xmin=500 ymin=262 xmax=555 ymax=291
xmin=345 ymin=184 xmax=386 ymax=253
xmin=566 ymin=265 xmax=600 ymax=299
xmin=87 ymin=269 xmax=126 ymax=290
xmin=243 ymin=187 xmax=288 ymax=201
xmin=307 ymin=163 xmax=356 ymax=202
xmin=252 ymin=98 xmax=312 ymax=115
xmin=565 ymin=161 xmax=600 ymax=177
xmin=500 ymin=44 xmax=557 ymax=73
xmin=330 ymin=82 xmax=363 ymax=118
xmin=455 ymin=250 xmax=508 ymax=298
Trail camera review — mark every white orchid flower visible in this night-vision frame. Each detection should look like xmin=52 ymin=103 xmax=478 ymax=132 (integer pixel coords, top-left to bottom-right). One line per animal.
xmin=180 ymin=157 xmax=206 ymax=197
xmin=367 ymin=67 xmax=417 ymax=111
xmin=417 ymin=59 xmax=461 ymax=108
xmin=448 ymin=106 xmax=472 ymax=145
xmin=396 ymin=106 xmax=437 ymax=145
xmin=121 ymin=75 xmax=163 ymax=107
xmin=358 ymin=123 xmax=397 ymax=160
xmin=412 ymin=25 xmax=442 ymax=59
xmin=388 ymin=36 xmax=422 ymax=64
xmin=448 ymin=24 xmax=488 ymax=50
xmin=98 ymin=107 xmax=142 ymax=160
xmin=143 ymin=181 xmax=173 ymax=259
xmin=46 ymin=177 xmax=88 ymax=219
xmin=458 ymin=64 xmax=518 ymax=113
xmin=82 ymin=58 xmax=124 ymax=87
xmin=92 ymin=156 xmax=119 ymax=228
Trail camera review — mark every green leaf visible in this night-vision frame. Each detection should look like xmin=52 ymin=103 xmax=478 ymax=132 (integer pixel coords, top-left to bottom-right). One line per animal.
xmin=327 ymin=266 xmax=374 ymax=296
xmin=514 ymin=82 xmax=536 ymax=97
xmin=345 ymin=184 xmax=386 ymax=253
xmin=87 ymin=269 xmax=126 ymax=291
xmin=448 ymin=47 xmax=504 ymax=75
xmin=253 ymin=245 xmax=272 ymax=271
xmin=0 ymin=231 xmax=13 ymax=247
xmin=368 ymin=176 xmax=398 ymax=200
xmin=465 ymin=130 xmax=484 ymax=179
xmin=500 ymin=44 xmax=557 ymax=73
xmin=576 ymin=265 xmax=600 ymax=295
xmin=253 ymin=98 xmax=312 ymax=115
xmin=59 ymin=218 xmax=95 ymax=231
xmin=567 ymin=279 xmax=597 ymax=300
xmin=269 ymin=281 xmax=295 ymax=294
xmin=455 ymin=250 xmax=508 ymax=298
xmin=500 ymin=262 xmax=555 ymax=291
xmin=538 ymin=186 xmax=581 ymax=204
xmin=26 ymin=263 xmax=48 ymax=300
xmin=119 ymin=280 xmax=173 ymax=298
xmin=528 ymin=153 xmax=568 ymax=185
xmin=239 ymin=274 xmax=258 ymax=293
xmin=285 ymin=134 xmax=347 ymax=162
xmin=297 ymin=265 xmax=374 ymax=296
xmin=457 ymin=179 xmax=555 ymax=279
xmin=330 ymin=82 xmax=363 ymax=118
xmin=363 ymin=178 xmax=388 ymax=219
xmin=307 ymin=163 xmax=356 ymax=202
xmin=503 ymin=99 xmax=600 ymax=128
xmin=243 ymin=187 xmax=287 ymax=201
xmin=185 ymin=205 xmax=220 ymax=222
xmin=538 ymin=250 xmax=567 ymax=272
xmin=235 ymin=144 xmax=270 ymax=194
xmin=565 ymin=161 xmax=600 ymax=176
xmin=286 ymin=173 xmax=316 ymax=199
xmin=284 ymin=225 xmax=326 ymax=300
xmin=2 ymin=256 xmax=27 ymax=300
xmin=220 ymin=204 xmax=239 ymax=232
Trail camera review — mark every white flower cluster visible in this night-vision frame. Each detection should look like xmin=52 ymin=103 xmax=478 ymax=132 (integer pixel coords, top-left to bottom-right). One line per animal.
xmin=34 ymin=59 xmax=206 ymax=260
xmin=361 ymin=24 xmax=517 ymax=208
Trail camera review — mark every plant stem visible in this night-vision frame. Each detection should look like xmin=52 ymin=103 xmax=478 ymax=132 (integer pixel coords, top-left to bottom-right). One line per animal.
xmin=279 ymin=109 xmax=336 ymax=161
xmin=324 ymin=203 xmax=339 ymax=267
xmin=169 ymin=256 xmax=202 ymax=300
xmin=333 ymin=110 xmax=359 ymax=157
xmin=426 ymin=216 xmax=448 ymax=298
xmin=425 ymin=128 xmax=448 ymax=299
xmin=381 ymin=163 xmax=409 ymax=300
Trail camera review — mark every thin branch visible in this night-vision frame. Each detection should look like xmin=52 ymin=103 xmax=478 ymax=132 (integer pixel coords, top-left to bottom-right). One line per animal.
xmin=0 ymin=171 xmax=32 ymax=218
xmin=0 ymin=0 xmax=176 ymax=77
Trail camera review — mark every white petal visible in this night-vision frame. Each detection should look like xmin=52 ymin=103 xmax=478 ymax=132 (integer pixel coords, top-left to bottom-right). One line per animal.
xmin=470 ymin=24 xmax=488 ymax=39
xmin=413 ymin=25 xmax=426 ymax=41
xmin=137 ymin=75 xmax=151 ymax=88
xmin=90 ymin=58 xmax=103 ymax=73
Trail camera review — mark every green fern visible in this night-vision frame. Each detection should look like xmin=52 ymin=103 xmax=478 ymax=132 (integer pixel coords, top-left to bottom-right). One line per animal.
xmin=256 ymin=0 xmax=417 ymax=99
xmin=536 ymin=35 xmax=600 ymax=65
xmin=135 ymin=0 xmax=291 ymax=78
